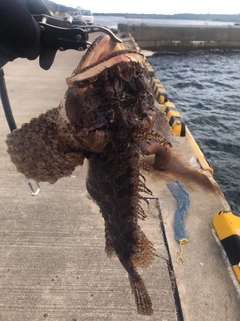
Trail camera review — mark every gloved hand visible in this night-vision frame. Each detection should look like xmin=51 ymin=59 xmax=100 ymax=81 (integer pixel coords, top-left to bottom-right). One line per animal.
xmin=0 ymin=0 xmax=53 ymax=69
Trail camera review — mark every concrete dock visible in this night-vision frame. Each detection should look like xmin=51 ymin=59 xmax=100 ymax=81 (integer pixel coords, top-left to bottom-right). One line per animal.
xmin=0 ymin=34 xmax=240 ymax=320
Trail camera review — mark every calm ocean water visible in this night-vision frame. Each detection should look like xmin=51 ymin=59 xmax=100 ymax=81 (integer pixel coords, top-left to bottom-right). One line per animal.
xmin=95 ymin=16 xmax=240 ymax=212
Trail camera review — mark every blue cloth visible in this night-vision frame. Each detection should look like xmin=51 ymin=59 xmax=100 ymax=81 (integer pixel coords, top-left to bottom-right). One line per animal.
xmin=167 ymin=181 xmax=190 ymax=242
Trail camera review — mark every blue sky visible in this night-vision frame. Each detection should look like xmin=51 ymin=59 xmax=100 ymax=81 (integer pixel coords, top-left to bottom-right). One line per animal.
xmin=54 ymin=0 xmax=240 ymax=14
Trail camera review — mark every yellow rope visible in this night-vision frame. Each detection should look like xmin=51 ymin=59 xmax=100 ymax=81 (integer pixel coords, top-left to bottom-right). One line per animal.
xmin=176 ymin=238 xmax=188 ymax=265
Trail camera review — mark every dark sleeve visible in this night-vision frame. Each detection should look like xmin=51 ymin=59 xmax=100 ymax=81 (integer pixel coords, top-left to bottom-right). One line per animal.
xmin=0 ymin=0 xmax=49 ymax=66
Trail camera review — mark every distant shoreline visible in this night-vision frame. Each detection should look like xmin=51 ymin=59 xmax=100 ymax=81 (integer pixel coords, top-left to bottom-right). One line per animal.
xmin=46 ymin=1 xmax=240 ymax=23
xmin=93 ymin=13 xmax=240 ymax=23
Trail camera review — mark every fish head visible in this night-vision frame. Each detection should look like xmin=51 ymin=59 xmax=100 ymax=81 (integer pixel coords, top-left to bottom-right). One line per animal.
xmin=64 ymin=35 xmax=156 ymax=149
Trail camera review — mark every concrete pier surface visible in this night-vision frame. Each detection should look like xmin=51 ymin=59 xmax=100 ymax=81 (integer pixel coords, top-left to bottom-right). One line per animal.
xmin=119 ymin=23 xmax=240 ymax=51
xmin=0 ymin=35 xmax=240 ymax=321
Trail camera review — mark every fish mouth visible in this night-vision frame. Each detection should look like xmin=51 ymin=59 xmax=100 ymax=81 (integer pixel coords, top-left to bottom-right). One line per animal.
xmin=66 ymin=34 xmax=144 ymax=85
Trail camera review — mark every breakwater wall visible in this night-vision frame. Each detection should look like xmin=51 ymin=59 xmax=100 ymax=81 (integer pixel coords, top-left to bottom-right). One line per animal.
xmin=118 ymin=23 xmax=240 ymax=51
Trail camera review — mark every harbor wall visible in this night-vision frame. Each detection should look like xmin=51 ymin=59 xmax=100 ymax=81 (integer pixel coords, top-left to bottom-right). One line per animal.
xmin=118 ymin=23 xmax=240 ymax=51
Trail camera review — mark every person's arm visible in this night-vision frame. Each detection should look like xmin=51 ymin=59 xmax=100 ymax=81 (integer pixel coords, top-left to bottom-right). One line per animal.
xmin=0 ymin=0 xmax=50 ymax=68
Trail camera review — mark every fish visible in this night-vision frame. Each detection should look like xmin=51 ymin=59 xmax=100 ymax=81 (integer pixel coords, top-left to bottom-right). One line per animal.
xmin=6 ymin=34 xmax=174 ymax=315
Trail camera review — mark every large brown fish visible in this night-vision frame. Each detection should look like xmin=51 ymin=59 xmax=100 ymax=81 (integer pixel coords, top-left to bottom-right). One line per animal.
xmin=6 ymin=35 xmax=173 ymax=315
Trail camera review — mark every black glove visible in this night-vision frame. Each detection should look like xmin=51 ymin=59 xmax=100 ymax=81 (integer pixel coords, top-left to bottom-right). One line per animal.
xmin=0 ymin=0 xmax=53 ymax=69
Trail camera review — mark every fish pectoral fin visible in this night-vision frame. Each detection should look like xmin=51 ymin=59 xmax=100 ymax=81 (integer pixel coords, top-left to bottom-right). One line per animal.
xmin=6 ymin=108 xmax=84 ymax=184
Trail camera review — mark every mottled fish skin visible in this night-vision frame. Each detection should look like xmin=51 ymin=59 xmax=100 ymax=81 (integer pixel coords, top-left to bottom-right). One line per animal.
xmin=6 ymin=35 xmax=172 ymax=315
xmin=66 ymin=59 xmax=170 ymax=315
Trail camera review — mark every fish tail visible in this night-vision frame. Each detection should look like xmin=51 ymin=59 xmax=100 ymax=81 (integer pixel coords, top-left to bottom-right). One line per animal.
xmin=128 ymin=271 xmax=154 ymax=316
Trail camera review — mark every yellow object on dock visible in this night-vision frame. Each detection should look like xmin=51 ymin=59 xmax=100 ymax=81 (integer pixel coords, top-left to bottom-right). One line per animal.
xmin=213 ymin=211 xmax=240 ymax=281
xmin=150 ymin=77 xmax=168 ymax=104
xmin=144 ymin=60 xmax=155 ymax=78
xmin=162 ymin=101 xmax=186 ymax=136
